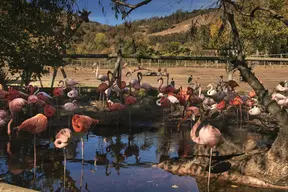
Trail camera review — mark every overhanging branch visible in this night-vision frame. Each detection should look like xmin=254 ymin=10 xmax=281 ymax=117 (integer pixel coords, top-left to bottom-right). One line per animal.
xmin=112 ymin=0 xmax=152 ymax=19
xmin=223 ymin=0 xmax=288 ymax=27
xmin=251 ymin=6 xmax=288 ymax=27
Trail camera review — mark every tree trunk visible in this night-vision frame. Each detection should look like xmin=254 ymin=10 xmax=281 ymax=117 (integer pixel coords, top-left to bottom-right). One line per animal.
xmin=226 ymin=10 xmax=288 ymax=184
xmin=37 ymin=74 xmax=44 ymax=88
xmin=50 ymin=67 xmax=58 ymax=88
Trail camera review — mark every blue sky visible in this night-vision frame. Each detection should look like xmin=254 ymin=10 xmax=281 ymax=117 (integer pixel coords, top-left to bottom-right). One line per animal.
xmin=77 ymin=0 xmax=215 ymax=25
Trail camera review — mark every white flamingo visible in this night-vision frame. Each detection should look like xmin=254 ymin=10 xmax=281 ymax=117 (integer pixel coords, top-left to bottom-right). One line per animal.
xmin=277 ymin=98 xmax=288 ymax=109
xmin=248 ymin=106 xmax=261 ymax=116
xmin=271 ymin=92 xmax=286 ymax=101
xmin=63 ymin=100 xmax=79 ymax=127
xmin=67 ymin=88 xmax=78 ymax=99
xmin=92 ymin=63 xmax=108 ymax=82
xmin=207 ymin=84 xmax=217 ymax=96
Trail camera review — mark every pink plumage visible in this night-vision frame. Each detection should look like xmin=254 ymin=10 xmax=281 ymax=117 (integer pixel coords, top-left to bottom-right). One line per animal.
xmin=190 ymin=118 xmax=222 ymax=148
xmin=107 ymin=100 xmax=125 ymax=112
xmin=16 ymin=113 xmax=48 ymax=134
xmin=9 ymin=98 xmax=27 ymax=116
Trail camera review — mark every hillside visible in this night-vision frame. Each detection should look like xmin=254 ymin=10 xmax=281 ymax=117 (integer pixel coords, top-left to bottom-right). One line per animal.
xmin=68 ymin=8 xmax=219 ymax=55
xmin=149 ymin=10 xmax=220 ymax=36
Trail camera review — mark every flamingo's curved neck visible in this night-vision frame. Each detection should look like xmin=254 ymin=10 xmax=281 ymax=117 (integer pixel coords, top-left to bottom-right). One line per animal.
xmin=58 ymin=80 xmax=65 ymax=88
xmin=158 ymin=78 xmax=163 ymax=92
xmin=107 ymin=71 xmax=113 ymax=86
xmin=190 ymin=117 xmax=202 ymax=143
xmin=198 ymin=86 xmax=202 ymax=97
xmin=137 ymin=73 xmax=142 ymax=83
xmin=207 ymin=84 xmax=213 ymax=95
xmin=95 ymin=65 xmax=99 ymax=78
xmin=34 ymin=86 xmax=40 ymax=95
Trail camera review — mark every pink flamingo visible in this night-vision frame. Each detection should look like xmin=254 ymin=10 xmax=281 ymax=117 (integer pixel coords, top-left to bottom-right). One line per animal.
xmin=190 ymin=115 xmax=222 ymax=192
xmin=177 ymin=106 xmax=200 ymax=131
xmin=54 ymin=127 xmax=72 ymax=189
xmin=157 ymin=77 xmax=168 ymax=94
xmin=36 ymin=91 xmax=52 ymax=102
xmin=63 ymin=100 xmax=79 ymax=127
xmin=7 ymin=98 xmax=28 ymax=136
xmin=72 ymin=114 xmax=99 ymax=160
xmin=107 ymin=100 xmax=125 ymax=127
xmin=54 ymin=128 xmax=72 ymax=149
xmin=97 ymin=71 xmax=113 ymax=104
xmin=0 ymin=110 xmax=9 ymax=128
xmin=137 ymin=72 xmax=152 ymax=91
xmin=125 ymin=84 xmax=137 ymax=128
xmin=14 ymin=113 xmax=48 ymax=181
xmin=277 ymin=97 xmax=288 ymax=108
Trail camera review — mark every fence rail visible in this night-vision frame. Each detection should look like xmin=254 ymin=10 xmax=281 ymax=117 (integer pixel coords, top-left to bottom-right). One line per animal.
xmin=63 ymin=54 xmax=288 ymax=62
xmin=62 ymin=54 xmax=288 ymax=69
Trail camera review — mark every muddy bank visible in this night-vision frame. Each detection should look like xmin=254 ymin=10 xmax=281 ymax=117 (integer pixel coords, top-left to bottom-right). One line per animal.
xmin=0 ymin=183 xmax=39 ymax=192
xmin=154 ymin=112 xmax=288 ymax=190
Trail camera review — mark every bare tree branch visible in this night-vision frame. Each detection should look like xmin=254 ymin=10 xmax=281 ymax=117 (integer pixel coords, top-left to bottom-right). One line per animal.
xmin=223 ymin=0 xmax=288 ymax=26
xmin=111 ymin=0 xmax=152 ymax=19
xmin=251 ymin=6 xmax=288 ymax=27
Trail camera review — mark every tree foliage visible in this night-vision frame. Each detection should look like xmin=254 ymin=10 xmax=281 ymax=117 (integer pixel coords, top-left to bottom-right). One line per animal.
xmin=0 ymin=0 xmax=82 ymax=85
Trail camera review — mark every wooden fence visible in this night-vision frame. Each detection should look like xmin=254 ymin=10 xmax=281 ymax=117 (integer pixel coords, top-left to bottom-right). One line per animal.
xmin=63 ymin=54 xmax=288 ymax=69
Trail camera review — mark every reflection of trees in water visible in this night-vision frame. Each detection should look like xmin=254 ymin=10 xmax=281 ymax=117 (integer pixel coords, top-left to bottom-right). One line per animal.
xmin=177 ymin=130 xmax=192 ymax=158
xmin=2 ymin=139 xmax=79 ymax=192
xmin=156 ymin=126 xmax=173 ymax=163
xmin=140 ymin=132 xmax=153 ymax=150
xmin=124 ymin=134 xmax=140 ymax=163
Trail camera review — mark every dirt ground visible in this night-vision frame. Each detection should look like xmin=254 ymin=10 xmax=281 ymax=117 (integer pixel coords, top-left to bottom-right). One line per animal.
xmin=29 ymin=65 xmax=287 ymax=92
xmin=0 ymin=183 xmax=38 ymax=192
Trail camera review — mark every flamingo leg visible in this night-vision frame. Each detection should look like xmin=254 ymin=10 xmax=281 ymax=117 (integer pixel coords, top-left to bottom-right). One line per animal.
xmin=117 ymin=111 xmax=119 ymax=129
xmin=239 ymin=105 xmax=242 ymax=129
xmin=162 ymin=108 xmax=165 ymax=123
xmin=246 ymin=107 xmax=249 ymax=121
xmin=235 ymin=107 xmax=239 ymax=129
xmin=34 ymin=134 xmax=36 ymax=183
xmin=208 ymin=147 xmax=213 ymax=192
xmin=56 ymin=98 xmax=59 ymax=119
xmin=48 ymin=120 xmax=52 ymax=136
xmin=63 ymin=148 xmax=66 ymax=192
xmin=177 ymin=116 xmax=188 ymax=131
xmin=102 ymin=92 xmax=105 ymax=108
xmin=81 ymin=137 xmax=84 ymax=161
xmin=99 ymin=92 xmax=102 ymax=101
xmin=129 ymin=107 xmax=132 ymax=130
xmin=68 ymin=112 xmax=71 ymax=128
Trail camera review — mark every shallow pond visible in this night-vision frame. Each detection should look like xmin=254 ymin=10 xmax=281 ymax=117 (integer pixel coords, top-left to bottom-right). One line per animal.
xmin=0 ymin=123 xmax=285 ymax=192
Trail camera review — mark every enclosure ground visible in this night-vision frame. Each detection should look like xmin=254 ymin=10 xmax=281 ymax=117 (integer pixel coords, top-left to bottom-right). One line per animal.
xmin=14 ymin=65 xmax=287 ymax=92
xmin=0 ymin=183 xmax=38 ymax=192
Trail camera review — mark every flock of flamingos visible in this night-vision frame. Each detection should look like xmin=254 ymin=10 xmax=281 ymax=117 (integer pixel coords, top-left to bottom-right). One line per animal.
xmin=0 ymin=63 xmax=288 ymax=190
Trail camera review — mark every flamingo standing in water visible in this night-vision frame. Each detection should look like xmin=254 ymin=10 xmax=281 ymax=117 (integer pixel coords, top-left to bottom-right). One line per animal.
xmin=107 ymin=100 xmax=125 ymax=127
xmin=14 ymin=113 xmax=48 ymax=181
xmin=97 ymin=71 xmax=113 ymax=104
xmin=63 ymin=100 xmax=79 ymax=127
xmin=72 ymin=114 xmax=99 ymax=161
xmin=7 ymin=98 xmax=28 ymax=136
xmin=125 ymin=83 xmax=137 ymax=128
xmin=190 ymin=114 xmax=222 ymax=192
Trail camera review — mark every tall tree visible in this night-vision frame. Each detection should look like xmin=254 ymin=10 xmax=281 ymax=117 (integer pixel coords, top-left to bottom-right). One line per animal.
xmin=0 ymin=0 xmax=90 ymax=86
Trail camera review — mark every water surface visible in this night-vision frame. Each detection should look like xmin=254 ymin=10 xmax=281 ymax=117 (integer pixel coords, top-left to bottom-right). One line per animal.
xmin=0 ymin=124 xmax=285 ymax=192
